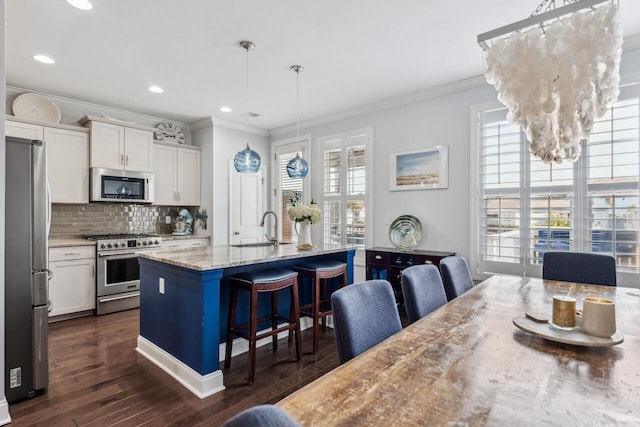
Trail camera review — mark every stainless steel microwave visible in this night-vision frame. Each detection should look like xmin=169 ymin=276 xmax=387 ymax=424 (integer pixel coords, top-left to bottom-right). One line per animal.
xmin=90 ymin=168 xmax=154 ymax=203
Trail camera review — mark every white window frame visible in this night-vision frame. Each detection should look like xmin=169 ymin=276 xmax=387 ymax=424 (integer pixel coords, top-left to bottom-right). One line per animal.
xmin=270 ymin=135 xmax=311 ymax=241
xmin=471 ymin=75 xmax=640 ymax=287
xmin=317 ymin=128 xmax=373 ymax=264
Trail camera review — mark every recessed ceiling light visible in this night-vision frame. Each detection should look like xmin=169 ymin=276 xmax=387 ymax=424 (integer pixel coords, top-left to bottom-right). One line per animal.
xmin=148 ymin=85 xmax=164 ymax=94
xmin=220 ymin=106 xmax=232 ymax=113
xmin=33 ymin=54 xmax=55 ymax=64
xmin=65 ymin=0 xmax=93 ymax=10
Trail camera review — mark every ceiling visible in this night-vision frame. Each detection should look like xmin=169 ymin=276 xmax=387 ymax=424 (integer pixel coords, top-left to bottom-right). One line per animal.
xmin=7 ymin=1 xmax=640 ymax=131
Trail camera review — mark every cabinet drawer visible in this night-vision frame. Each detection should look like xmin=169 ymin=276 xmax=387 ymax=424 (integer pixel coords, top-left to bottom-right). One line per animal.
xmin=367 ymin=251 xmax=389 ymax=265
xmin=162 ymin=238 xmax=209 ymax=250
xmin=49 ymin=246 xmax=96 ymax=262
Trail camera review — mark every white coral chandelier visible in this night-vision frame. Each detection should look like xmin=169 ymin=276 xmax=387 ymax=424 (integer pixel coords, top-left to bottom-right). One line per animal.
xmin=478 ymin=0 xmax=623 ymax=164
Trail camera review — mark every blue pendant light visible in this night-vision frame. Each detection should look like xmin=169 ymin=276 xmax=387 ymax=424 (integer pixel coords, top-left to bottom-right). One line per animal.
xmin=234 ymin=41 xmax=261 ymax=173
xmin=286 ymin=65 xmax=308 ymax=179
xmin=234 ymin=143 xmax=261 ymax=173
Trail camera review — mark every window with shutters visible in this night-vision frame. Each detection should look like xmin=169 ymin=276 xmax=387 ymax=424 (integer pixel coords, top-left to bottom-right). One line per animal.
xmin=279 ymin=152 xmax=303 ymax=242
xmin=476 ymin=82 xmax=640 ymax=285
xmin=271 ymin=138 xmax=310 ymax=243
xmin=320 ymin=130 xmax=370 ymax=249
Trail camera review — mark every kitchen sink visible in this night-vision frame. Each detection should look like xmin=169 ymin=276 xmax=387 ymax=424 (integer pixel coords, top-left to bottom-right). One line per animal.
xmin=230 ymin=241 xmax=293 ymax=248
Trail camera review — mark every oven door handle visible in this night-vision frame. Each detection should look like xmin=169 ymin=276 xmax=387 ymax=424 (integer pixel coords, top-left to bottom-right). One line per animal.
xmin=98 ymin=251 xmax=138 ymax=258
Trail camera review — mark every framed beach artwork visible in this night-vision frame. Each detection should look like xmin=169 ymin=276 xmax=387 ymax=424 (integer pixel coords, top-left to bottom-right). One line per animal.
xmin=389 ymin=145 xmax=449 ymax=191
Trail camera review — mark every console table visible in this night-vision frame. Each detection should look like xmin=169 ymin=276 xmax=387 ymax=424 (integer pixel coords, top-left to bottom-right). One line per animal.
xmin=365 ymin=247 xmax=455 ymax=307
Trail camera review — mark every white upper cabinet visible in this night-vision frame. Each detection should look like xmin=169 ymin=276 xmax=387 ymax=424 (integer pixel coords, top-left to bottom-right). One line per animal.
xmin=153 ymin=142 xmax=200 ymax=206
xmin=44 ymin=127 xmax=89 ymax=204
xmin=6 ymin=119 xmax=89 ymax=204
xmin=177 ymin=147 xmax=201 ymax=206
xmin=86 ymin=120 xmax=154 ymax=172
xmin=154 ymin=144 xmax=178 ymax=205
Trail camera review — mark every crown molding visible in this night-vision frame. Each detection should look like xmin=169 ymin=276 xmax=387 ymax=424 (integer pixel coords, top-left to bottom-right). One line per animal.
xmin=189 ymin=117 xmax=214 ymax=132
xmin=269 ymin=75 xmax=488 ymax=136
xmin=270 ymin=34 xmax=640 ymax=137
xmin=6 ymin=85 xmax=190 ymax=130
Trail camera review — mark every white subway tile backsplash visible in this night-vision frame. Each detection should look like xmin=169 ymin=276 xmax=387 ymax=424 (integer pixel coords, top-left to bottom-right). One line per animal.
xmin=49 ymin=203 xmax=182 ymax=238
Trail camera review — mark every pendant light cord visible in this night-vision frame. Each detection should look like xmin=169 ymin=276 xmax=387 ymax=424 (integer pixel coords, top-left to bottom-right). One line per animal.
xmin=296 ymin=68 xmax=300 ymax=155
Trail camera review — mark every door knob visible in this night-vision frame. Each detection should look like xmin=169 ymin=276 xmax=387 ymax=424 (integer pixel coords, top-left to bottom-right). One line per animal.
xmin=233 ymin=231 xmax=240 ymax=235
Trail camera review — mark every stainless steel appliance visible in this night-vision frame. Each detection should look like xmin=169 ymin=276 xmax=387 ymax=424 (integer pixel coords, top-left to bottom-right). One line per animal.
xmin=90 ymin=167 xmax=154 ymax=203
xmin=86 ymin=233 xmax=162 ymax=315
xmin=5 ymin=136 xmax=51 ymax=403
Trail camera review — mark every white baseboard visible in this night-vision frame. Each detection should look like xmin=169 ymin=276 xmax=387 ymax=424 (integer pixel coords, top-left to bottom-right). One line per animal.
xmin=0 ymin=397 xmax=11 ymax=425
xmin=136 ymin=336 xmax=225 ymax=399
xmin=137 ymin=315 xmax=335 ymax=398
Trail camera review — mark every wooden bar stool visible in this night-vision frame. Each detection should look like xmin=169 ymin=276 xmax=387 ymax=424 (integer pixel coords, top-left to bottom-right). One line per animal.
xmin=294 ymin=259 xmax=348 ymax=353
xmin=225 ymin=268 xmax=302 ymax=385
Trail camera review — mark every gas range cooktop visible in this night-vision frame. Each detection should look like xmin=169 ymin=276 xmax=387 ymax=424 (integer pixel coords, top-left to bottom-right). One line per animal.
xmin=85 ymin=233 xmax=162 ymax=251
xmin=85 ymin=233 xmax=160 ymax=240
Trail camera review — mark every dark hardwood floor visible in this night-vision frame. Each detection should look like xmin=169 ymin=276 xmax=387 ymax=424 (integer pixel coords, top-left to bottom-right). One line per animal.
xmin=9 ymin=309 xmax=341 ymax=426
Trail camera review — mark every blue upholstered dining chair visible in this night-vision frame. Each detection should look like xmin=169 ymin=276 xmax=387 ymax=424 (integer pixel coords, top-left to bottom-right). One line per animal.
xmin=439 ymin=256 xmax=474 ymax=301
xmin=401 ymin=264 xmax=448 ymax=324
xmin=222 ymin=405 xmax=300 ymax=427
xmin=542 ymin=251 xmax=617 ymax=286
xmin=330 ymin=280 xmax=402 ymax=364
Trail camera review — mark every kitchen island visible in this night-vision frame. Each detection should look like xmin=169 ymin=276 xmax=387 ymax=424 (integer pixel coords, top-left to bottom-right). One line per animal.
xmin=136 ymin=244 xmax=355 ymax=398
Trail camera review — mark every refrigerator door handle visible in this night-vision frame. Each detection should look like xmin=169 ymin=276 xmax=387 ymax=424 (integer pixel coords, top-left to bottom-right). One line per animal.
xmin=46 ymin=179 xmax=51 ymax=238
xmin=47 ymin=268 xmax=53 ymax=313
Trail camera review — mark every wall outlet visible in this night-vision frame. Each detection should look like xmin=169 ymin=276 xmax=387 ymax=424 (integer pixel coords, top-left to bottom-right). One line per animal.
xmin=165 ymin=216 xmax=172 ymax=224
xmin=159 ymin=277 xmax=165 ymax=294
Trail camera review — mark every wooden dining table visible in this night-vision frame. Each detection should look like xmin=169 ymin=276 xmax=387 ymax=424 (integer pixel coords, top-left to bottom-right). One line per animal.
xmin=277 ymin=275 xmax=640 ymax=426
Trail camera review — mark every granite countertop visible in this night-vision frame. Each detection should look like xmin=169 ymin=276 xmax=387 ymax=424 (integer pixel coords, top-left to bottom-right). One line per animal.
xmin=159 ymin=233 xmax=211 ymax=241
xmin=48 ymin=238 xmax=96 ymax=248
xmin=137 ymin=243 xmax=354 ymax=271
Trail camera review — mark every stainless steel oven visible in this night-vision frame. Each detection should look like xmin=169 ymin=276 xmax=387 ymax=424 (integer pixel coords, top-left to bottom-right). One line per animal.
xmin=86 ymin=234 xmax=161 ymax=315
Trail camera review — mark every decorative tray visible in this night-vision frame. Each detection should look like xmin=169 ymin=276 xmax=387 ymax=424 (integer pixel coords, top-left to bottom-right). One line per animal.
xmin=513 ymin=316 xmax=623 ymax=347
xmin=388 ymin=215 xmax=422 ymax=249
xmin=13 ymin=93 xmax=61 ymax=123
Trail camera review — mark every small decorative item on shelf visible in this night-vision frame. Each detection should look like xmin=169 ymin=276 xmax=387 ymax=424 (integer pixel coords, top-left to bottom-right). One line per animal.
xmin=389 ymin=215 xmax=423 ymax=250
xmin=287 ymin=194 xmax=322 ymax=249
xmin=155 ymin=122 xmax=185 ymax=144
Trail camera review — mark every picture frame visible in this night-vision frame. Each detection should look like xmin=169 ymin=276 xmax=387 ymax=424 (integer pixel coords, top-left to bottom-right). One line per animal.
xmin=389 ymin=145 xmax=449 ymax=191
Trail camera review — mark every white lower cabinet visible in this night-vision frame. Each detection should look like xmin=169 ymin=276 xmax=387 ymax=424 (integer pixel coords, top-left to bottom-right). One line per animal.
xmin=162 ymin=237 xmax=209 ymax=250
xmin=48 ymin=246 xmax=96 ymax=319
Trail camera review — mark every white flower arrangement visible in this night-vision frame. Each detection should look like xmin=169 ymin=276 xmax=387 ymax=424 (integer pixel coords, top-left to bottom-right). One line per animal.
xmin=287 ymin=195 xmax=322 ymax=224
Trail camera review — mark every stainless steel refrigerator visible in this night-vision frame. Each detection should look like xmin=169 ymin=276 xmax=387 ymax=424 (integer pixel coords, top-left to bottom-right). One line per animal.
xmin=5 ymin=136 xmax=50 ymax=403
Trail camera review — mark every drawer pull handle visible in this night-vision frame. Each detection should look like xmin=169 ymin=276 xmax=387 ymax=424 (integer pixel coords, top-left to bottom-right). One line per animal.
xmin=375 ymin=255 xmax=382 ymax=260
xmin=64 ymin=252 xmax=81 ymax=256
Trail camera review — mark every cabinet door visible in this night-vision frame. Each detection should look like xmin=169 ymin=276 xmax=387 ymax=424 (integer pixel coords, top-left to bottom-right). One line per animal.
xmin=44 ymin=127 xmax=89 ymax=203
xmin=177 ymin=148 xmax=200 ymax=205
xmin=49 ymin=257 xmax=96 ymax=317
xmin=124 ymin=127 xmax=154 ymax=172
xmin=6 ymin=121 xmax=44 ymax=139
xmin=90 ymin=121 xmax=125 ymax=169
xmin=153 ymin=144 xmax=177 ymax=205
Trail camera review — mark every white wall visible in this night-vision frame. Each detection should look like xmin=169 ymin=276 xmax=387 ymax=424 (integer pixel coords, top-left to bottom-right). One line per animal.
xmin=192 ymin=120 xmax=270 ymax=246
xmin=273 ymin=83 xmax=495 ymax=260
xmin=272 ymin=46 xmax=640 ymax=263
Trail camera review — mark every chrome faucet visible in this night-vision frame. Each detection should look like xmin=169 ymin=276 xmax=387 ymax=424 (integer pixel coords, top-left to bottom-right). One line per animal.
xmin=260 ymin=210 xmax=279 ymax=248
